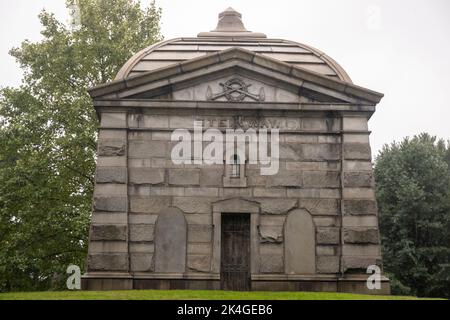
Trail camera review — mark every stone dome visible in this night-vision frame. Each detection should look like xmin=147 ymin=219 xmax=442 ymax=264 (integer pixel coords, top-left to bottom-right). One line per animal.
xmin=115 ymin=8 xmax=352 ymax=83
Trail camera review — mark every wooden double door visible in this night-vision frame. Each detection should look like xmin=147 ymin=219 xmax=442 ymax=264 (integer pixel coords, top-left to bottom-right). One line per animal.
xmin=220 ymin=213 xmax=251 ymax=291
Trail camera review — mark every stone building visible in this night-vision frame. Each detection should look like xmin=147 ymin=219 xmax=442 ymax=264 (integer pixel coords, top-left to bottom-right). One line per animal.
xmin=82 ymin=8 xmax=390 ymax=294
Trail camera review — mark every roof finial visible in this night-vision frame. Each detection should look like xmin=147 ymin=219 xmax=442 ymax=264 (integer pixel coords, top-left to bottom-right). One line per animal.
xmin=197 ymin=8 xmax=267 ymax=38
xmin=214 ymin=7 xmax=247 ymax=32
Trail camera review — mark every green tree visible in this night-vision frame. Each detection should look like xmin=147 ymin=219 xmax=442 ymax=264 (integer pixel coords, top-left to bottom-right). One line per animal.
xmin=374 ymin=133 xmax=450 ymax=298
xmin=0 ymin=0 xmax=162 ymax=292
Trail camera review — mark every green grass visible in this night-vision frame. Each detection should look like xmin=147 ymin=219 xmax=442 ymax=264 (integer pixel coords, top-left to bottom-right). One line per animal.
xmin=0 ymin=290 xmax=439 ymax=300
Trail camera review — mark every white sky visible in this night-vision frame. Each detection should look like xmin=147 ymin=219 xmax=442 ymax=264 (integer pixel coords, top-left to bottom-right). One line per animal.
xmin=1 ymin=0 xmax=449 ymax=156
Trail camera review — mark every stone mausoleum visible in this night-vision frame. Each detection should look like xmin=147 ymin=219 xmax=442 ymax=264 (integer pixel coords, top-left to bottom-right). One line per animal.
xmin=82 ymin=8 xmax=390 ymax=294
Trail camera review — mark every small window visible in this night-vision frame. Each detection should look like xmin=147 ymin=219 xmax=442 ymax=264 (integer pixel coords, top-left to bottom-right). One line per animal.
xmin=231 ymin=154 xmax=240 ymax=178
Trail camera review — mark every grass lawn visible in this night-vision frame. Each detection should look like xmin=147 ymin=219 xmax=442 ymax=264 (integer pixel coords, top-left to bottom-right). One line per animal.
xmin=0 ymin=290 xmax=439 ymax=300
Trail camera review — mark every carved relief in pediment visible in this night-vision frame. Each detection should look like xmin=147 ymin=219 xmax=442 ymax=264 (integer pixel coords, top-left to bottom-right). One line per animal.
xmin=206 ymin=77 xmax=266 ymax=102
xmin=171 ymin=75 xmax=305 ymax=103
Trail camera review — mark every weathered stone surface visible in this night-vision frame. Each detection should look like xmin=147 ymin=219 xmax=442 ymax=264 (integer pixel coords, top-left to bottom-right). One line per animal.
xmin=260 ymin=199 xmax=297 ymax=215
xmin=185 ymin=214 xmax=212 ymax=225
xmin=130 ymin=242 xmax=154 ymax=253
xmin=316 ymin=256 xmax=340 ymax=273
xmin=342 ymin=244 xmax=380 ymax=256
xmin=128 ymin=185 xmax=150 ymax=196
xmin=91 ymin=225 xmax=127 ymax=241
xmin=316 ymin=246 xmax=336 ymax=256
xmin=88 ymin=253 xmax=128 ymax=271
xmin=286 ymin=161 xmax=340 ymax=171
xmin=98 ymin=140 xmax=126 ymax=157
xmin=289 ymin=188 xmax=340 ymax=199
xmin=343 ymin=188 xmax=375 ymax=199
xmin=154 ymin=208 xmax=187 ymax=273
xmin=280 ymin=144 xmax=340 ymax=161
xmin=303 ymin=171 xmax=340 ymax=188
xmin=213 ymin=198 xmax=260 ymax=214
xmin=173 ymin=197 xmax=212 ymax=214
xmin=253 ymin=188 xmax=286 ymax=198
xmin=302 ymin=144 xmax=341 ymax=161
xmin=247 ymin=172 xmax=267 ymax=187
xmin=152 ymin=131 xmax=172 ymax=140
xmin=100 ymin=113 xmax=126 ymax=128
xmin=96 ymin=167 xmax=127 ymax=184
xmin=94 ymin=197 xmax=127 ymax=212
xmin=187 ymin=254 xmax=211 ymax=272
xmin=150 ymin=187 xmax=184 ymax=197
xmin=185 ymin=188 xmax=219 ymax=197
xmin=343 ymin=171 xmax=373 ymax=188
xmin=299 ymin=199 xmax=340 ymax=215
xmin=129 ymin=224 xmax=155 ymax=242
xmin=130 ymin=253 xmax=153 ymax=272
xmin=128 ymin=141 xmax=167 ymax=158
xmin=188 ymin=225 xmax=212 ymax=243
xmin=188 ymin=243 xmax=211 ymax=255
xmin=99 ymin=129 xmax=126 ymax=140
xmin=316 ymin=227 xmax=340 ymax=245
xmin=284 ymin=133 xmax=320 ymax=143
xmin=344 ymin=143 xmax=372 ymax=160
xmin=266 ymin=172 xmax=302 ymax=188
xmin=260 ymin=254 xmax=284 ymax=273
xmin=342 ymin=117 xmax=368 ymax=131
xmin=220 ymin=188 xmax=252 ymax=197
xmin=129 ymin=115 xmax=169 ymax=129
xmin=129 ymin=168 xmax=165 ymax=185
xmin=128 ymin=131 xmax=152 ymax=140
xmin=200 ymin=168 xmax=224 ymax=187
xmin=259 ymin=225 xmax=283 ymax=243
xmin=285 ymin=209 xmax=315 ymax=274
xmin=88 ymin=241 xmax=128 ymax=253
xmin=343 ymin=134 xmax=370 ymax=144
xmin=130 ymin=197 xmax=171 ymax=213
xmin=260 ymin=215 xmax=286 ymax=227
xmin=94 ymin=184 xmax=127 ymax=196
xmin=343 ymin=228 xmax=379 ymax=244
xmin=344 ymin=160 xmax=373 ymax=171
xmin=342 ymin=216 xmax=378 ymax=227
xmin=169 ymin=169 xmax=200 ymax=186
xmin=97 ymin=156 xmax=127 ymax=167
xmin=313 ymin=217 xmax=337 ymax=227
xmin=343 ymin=256 xmax=382 ymax=272
xmin=343 ymin=200 xmax=377 ymax=215
xmin=91 ymin=212 xmax=127 ymax=224
xmin=129 ymin=214 xmax=158 ymax=224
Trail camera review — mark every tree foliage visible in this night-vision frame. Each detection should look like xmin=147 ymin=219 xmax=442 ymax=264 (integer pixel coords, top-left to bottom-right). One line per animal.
xmin=0 ymin=0 xmax=162 ymax=292
xmin=375 ymin=133 xmax=450 ymax=298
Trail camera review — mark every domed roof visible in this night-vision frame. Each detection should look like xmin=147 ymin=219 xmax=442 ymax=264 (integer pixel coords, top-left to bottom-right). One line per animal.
xmin=115 ymin=8 xmax=352 ymax=83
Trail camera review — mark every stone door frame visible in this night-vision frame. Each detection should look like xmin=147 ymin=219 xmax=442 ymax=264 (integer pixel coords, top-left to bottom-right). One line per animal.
xmin=212 ymin=198 xmax=260 ymax=274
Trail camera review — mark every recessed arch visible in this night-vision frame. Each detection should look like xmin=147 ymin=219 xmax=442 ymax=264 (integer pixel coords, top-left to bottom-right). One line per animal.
xmin=284 ymin=208 xmax=316 ymax=274
xmin=154 ymin=207 xmax=187 ymax=273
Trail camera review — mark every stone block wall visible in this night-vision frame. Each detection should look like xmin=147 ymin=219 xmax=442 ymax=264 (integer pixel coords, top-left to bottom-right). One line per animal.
xmin=87 ymin=110 xmax=382 ymax=277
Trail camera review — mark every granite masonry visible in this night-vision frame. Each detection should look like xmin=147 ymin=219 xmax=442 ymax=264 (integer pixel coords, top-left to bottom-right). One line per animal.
xmin=82 ymin=8 xmax=390 ymax=294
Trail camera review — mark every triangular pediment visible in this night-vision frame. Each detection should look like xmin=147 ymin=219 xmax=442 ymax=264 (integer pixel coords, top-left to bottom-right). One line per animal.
xmin=89 ymin=47 xmax=383 ymax=105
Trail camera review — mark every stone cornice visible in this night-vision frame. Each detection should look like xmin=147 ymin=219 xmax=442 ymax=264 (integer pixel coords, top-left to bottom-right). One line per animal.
xmin=93 ymin=99 xmax=376 ymax=113
xmin=89 ymin=47 xmax=384 ymax=104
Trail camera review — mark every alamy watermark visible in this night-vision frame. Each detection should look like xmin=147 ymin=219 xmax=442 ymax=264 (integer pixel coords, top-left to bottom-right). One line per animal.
xmin=171 ymin=121 xmax=280 ymax=176
xmin=366 ymin=265 xmax=382 ymax=290
xmin=68 ymin=1 xmax=81 ymax=29
xmin=366 ymin=5 xmax=382 ymax=31
xmin=66 ymin=265 xmax=81 ymax=290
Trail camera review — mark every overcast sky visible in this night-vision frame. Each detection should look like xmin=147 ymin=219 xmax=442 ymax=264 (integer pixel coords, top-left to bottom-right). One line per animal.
xmin=1 ymin=0 xmax=449 ymax=156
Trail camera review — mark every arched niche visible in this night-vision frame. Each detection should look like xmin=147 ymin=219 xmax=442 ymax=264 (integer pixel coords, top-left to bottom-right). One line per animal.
xmin=154 ymin=207 xmax=187 ymax=273
xmin=284 ymin=208 xmax=316 ymax=274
